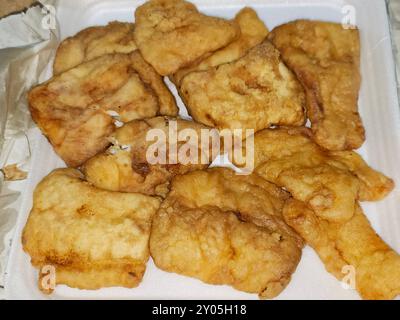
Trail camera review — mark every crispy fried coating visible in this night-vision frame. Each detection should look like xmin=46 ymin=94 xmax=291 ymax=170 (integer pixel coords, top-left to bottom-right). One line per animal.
xmin=269 ymin=20 xmax=364 ymax=150
xmin=53 ymin=21 xmax=137 ymax=74
xmin=283 ymin=200 xmax=400 ymax=300
xmin=179 ymin=40 xmax=306 ymax=133
xmin=171 ymin=7 xmax=269 ymax=86
xmin=83 ymin=117 xmax=218 ymax=196
xmin=150 ymin=168 xmax=303 ymax=299
xmin=328 ymin=150 xmax=395 ymax=202
xmin=246 ymin=127 xmax=396 ymax=299
xmin=22 ymin=168 xmax=161 ymax=293
xmin=29 ymin=52 xmax=177 ymax=167
xmin=133 ymin=0 xmax=240 ymax=75
xmin=249 ymin=128 xmax=394 ymax=223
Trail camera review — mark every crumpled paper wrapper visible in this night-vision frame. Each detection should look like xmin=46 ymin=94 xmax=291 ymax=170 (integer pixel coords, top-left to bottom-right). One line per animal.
xmin=0 ymin=0 xmax=58 ymax=297
xmin=388 ymin=0 xmax=400 ymax=99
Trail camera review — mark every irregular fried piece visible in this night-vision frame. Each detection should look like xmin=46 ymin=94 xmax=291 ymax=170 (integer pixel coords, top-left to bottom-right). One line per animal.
xmin=283 ymin=199 xmax=400 ymax=300
xmin=29 ymin=52 xmax=177 ymax=167
xmin=247 ymin=127 xmax=398 ymax=299
xmin=179 ymin=40 xmax=306 ymax=133
xmin=171 ymin=7 xmax=269 ymax=86
xmin=1 ymin=164 xmax=28 ymax=181
xmin=133 ymin=0 xmax=240 ymax=76
xmin=246 ymin=128 xmax=394 ymax=222
xmin=150 ymin=168 xmax=303 ymax=299
xmin=53 ymin=21 xmax=137 ymax=74
xmin=22 ymin=168 xmax=161 ymax=293
xmin=83 ymin=117 xmax=219 ymax=196
xmin=269 ymin=20 xmax=364 ymax=150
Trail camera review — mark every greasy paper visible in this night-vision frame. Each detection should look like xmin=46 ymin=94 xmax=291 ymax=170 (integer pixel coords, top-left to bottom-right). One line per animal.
xmin=0 ymin=0 xmax=58 ymax=296
xmin=388 ymin=0 xmax=400 ymax=99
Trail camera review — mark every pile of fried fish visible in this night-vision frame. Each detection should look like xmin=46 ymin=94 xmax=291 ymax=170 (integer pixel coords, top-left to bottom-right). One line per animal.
xmin=22 ymin=0 xmax=399 ymax=300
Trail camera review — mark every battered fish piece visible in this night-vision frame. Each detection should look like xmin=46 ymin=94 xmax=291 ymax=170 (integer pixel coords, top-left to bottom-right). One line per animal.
xmin=171 ymin=7 xmax=269 ymax=86
xmin=29 ymin=52 xmax=177 ymax=167
xmin=283 ymin=200 xmax=400 ymax=300
xmin=269 ymin=20 xmax=364 ymax=150
xmin=22 ymin=168 xmax=161 ymax=293
xmin=134 ymin=0 xmax=240 ymax=75
xmin=245 ymin=128 xmax=396 ymax=299
xmin=179 ymin=40 xmax=306 ymax=134
xmin=150 ymin=168 xmax=303 ymax=299
xmin=248 ymin=128 xmax=394 ymax=223
xmin=54 ymin=21 xmax=137 ymax=74
xmin=83 ymin=117 xmax=219 ymax=196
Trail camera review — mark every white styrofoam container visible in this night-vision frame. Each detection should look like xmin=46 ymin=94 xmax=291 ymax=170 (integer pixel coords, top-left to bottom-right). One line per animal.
xmin=4 ymin=0 xmax=400 ymax=300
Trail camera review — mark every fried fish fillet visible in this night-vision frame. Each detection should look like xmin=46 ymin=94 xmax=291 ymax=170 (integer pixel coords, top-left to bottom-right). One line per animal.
xmin=269 ymin=20 xmax=364 ymax=150
xmin=244 ymin=128 xmax=397 ymax=299
xmin=248 ymin=128 xmax=394 ymax=223
xmin=133 ymin=0 xmax=240 ymax=75
xmin=283 ymin=200 xmax=400 ymax=300
xmin=150 ymin=168 xmax=303 ymax=299
xmin=171 ymin=7 xmax=269 ymax=86
xmin=53 ymin=21 xmax=137 ymax=74
xmin=29 ymin=52 xmax=177 ymax=167
xmin=83 ymin=117 xmax=218 ymax=196
xmin=22 ymin=168 xmax=161 ymax=293
xmin=179 ymin=40 xmax=305 ymax=133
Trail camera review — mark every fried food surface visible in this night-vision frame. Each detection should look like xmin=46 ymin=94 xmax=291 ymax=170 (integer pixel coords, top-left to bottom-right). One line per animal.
xmin=134 ymin=0 xmax=240 ymax=75
xmin=23 ymin=3 xmax=398 ymax=300
xmin=249 ymin=128 xmax=394 ymax=223
xmin=283 ymin=200 xmax=400 ymax=300
xmin=22 ymin=168 xmax=161 ymax=293
xmin=171 ymin=7 xmax=269 ymax=86
xmin=53 ymin=21 xmax=137 ymax=74
xmin=29 ymin=52 xmax=177 ymax=167
xmin=83 ymin=117 xmax=218 ymax=196
xmin=150 ymin=168 xmax=303 ymax=299
xmin=247 ymin=127 xmax=397 ymax=299
xmin=179 ymin=40 xmax=305 ymax=133
xmin=269 ymin=20 xmax=364 ymax=150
